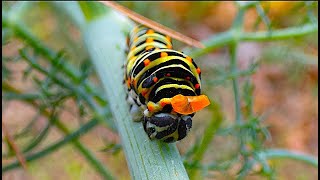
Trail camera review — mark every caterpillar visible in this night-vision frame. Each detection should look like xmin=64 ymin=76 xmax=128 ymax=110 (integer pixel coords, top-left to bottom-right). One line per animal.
xmin=124 ymin=25 xmax=210 ymax=143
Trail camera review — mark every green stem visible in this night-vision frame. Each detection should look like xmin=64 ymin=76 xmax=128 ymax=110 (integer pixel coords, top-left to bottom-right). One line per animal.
xmin=235 ymin=1 xmax=259 ymax=10
xmin=186 ymin=30 xmax=235 ymax=59
xmin=188 ymin=102 xmax=223 ymax=179
xmin=241 ymin=23 xmax=318 ymax=41
xmin=255 ymin=3 xmax=271 ymax=31
xmin=2 ymin=92 xmax=40 ymax=101
xmin=229 ymin=5 xmax=246 ymax=124
xmin=260 ymin=149 xmax=318 ymax=167
xmin=229 ymin=44 xmax=242 ymax=124
xmin=187 ymin=23 xmax=318 ymax=59
xmin=193 ymin=104 xmax=223 ymax=162
xmin=229 ymin=8 xmax=251 ymax=179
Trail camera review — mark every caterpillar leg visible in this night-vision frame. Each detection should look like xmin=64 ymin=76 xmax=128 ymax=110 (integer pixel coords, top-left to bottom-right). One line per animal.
xmin=126 ymin=92 xmax=143 ymax=122
xmin=130 ymin=103 xmax=143 ymax=122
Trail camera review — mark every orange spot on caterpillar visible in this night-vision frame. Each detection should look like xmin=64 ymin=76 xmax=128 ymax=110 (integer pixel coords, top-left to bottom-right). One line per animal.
xmin=186 ymin=56 xmax=192 ymax=63
xmin=146 ymin=37 xmax=153 ymax=43
xmin=133 ymin=27 xmax=139 ymax=33
xmin=167 ymin=44 xmax=172 ymax=49
xmin=141 ymin=90 xmax=148 ymax=97
xmin=160 ymin=52 xmax=168 ymax=57
xmin=126 ymin=77 xmax=131 ymax=88
xmin=146 ymin=29 xmax=154 ymax=34
xmin=133 ymin=79 xmax=137 ymax=87
xmin=145 ymin=46 xmax=154 ymax=50
xmin=147 ymin=103 xmax=154 ymax=112
xmin=196 ymin=67 xmax=201 ymax=74
xmin=195 ymin=84 xmax=200 ymax=89
xmin=133 ymin=37 xmax=139 ymax=43
xmin=143 ymin=59 xmax=151 ymax=66
xmin=171 ymin=94 xmax=210 ymax=115
xmin=160 ymin=99 xmax=171 ymax=107
xmin=153 ymin=77 xmax=158 ymax=83
xmin=166 ymin=35 xmax=171 ymax=42
xmin=160 ymin=101 xmax=167 ymax=107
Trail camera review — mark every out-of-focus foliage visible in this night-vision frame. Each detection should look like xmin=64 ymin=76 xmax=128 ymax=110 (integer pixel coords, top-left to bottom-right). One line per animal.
xmin=2 ymin=1 xmax=318 ymax=180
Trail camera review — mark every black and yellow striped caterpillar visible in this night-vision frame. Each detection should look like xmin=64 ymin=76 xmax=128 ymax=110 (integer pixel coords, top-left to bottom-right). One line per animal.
xmin=124 ymin=25 xmax=210 ymax=143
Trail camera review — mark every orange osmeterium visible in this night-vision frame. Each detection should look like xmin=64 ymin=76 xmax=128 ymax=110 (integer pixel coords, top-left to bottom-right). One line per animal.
xmin=171 ymin=94 xmax=210 ymax=115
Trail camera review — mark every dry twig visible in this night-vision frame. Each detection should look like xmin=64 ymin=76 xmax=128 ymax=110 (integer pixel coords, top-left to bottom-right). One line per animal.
xmin=2 ymin=121 xmax=28 ymax=170
xmin=100 ymin=1 xmax=205 ymax=48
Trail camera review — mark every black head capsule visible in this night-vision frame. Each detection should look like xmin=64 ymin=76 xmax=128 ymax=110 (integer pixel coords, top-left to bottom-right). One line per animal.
xmin=143 ymin=113 xmax=193 ymax=143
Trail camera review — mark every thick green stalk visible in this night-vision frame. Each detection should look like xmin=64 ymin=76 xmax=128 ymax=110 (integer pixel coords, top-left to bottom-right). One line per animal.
xmin=260 ymin=149 xmax=318 ymax=168
xmin=188 ymin=102 xmax=223 ymax=179
xmin=229 ymin=44 xmax=242 ymax=124
xmin=186 ymin=30 xmax=235 ymax=59
xmin=229 ymin=6 xmax=245 ymax=125
xmin=241 ymin=23 xmax=318 ymax=41
xmin=54 ymin=2 xmax=189 ymax=179
xmin=229 ymin=8 xmax=250 ymax=179
xmin=187 ymin=23 xmax=318 ymax=59
xmin=82 ymin=11 xmax=189 ymax=180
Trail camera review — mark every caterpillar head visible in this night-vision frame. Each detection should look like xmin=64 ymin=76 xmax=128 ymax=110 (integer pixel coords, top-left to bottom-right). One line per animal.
xmin=143 ymin=113 xmax=192 ymax=143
